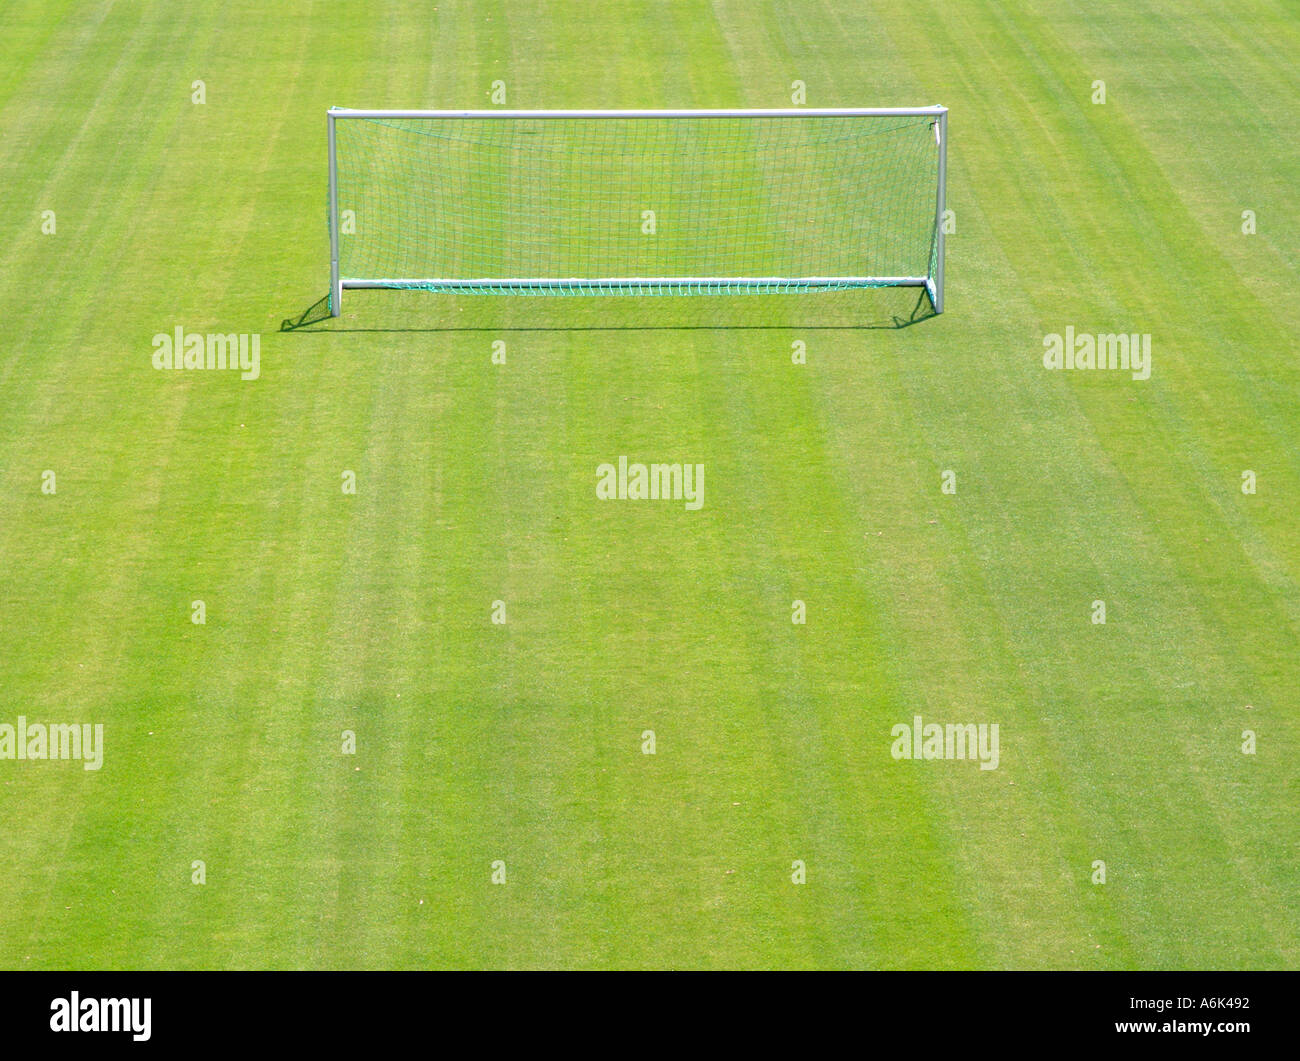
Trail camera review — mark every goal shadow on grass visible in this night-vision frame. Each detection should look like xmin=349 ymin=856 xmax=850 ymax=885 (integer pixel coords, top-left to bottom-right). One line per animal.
xmin=280 ymin=286 xmax=937 ymax=332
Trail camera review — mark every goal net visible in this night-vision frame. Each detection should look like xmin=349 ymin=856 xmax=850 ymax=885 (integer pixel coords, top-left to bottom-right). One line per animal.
xmin=327 ymin=107 xmax=947 ymax=315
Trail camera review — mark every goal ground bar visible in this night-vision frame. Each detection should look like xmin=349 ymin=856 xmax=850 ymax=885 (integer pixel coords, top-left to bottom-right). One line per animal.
xmin=339 ymin=277 xmax=932 ymax=291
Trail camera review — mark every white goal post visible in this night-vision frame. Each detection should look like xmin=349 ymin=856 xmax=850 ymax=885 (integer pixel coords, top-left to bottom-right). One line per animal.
xmin=327 ymin=106 xmax=948 ymax=316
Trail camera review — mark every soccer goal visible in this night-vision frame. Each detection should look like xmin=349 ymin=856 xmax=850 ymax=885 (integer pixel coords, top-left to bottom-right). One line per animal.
xmin=327 ymin=107 xmax=947 ymax=316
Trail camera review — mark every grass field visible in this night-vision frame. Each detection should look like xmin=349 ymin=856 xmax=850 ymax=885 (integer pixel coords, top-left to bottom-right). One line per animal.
xmin=0 ymin=0 xmax=1296 ymax=970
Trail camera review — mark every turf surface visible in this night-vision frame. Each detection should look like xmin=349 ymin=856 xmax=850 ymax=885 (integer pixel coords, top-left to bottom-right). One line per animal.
xmin=0 ymin=0 xmax=1296 ymax=969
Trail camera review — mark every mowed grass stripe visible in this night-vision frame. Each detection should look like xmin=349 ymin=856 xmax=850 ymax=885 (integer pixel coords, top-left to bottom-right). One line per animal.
xmin=0 ymin=2 xmax=247 ymax=968
xmin=714 ymin=0 xmax=1106 ymax=964
xmin=863 ymin=0 xmax=1289 ymax=967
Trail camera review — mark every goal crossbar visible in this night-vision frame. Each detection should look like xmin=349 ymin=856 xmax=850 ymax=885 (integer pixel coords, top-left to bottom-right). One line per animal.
xmin=327 ymin=106 xmax=948 ymax=315
xmin=329 ymin=107 xmax=948 ymax=119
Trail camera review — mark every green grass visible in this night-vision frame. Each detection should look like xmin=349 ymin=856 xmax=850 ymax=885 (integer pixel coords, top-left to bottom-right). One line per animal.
xmin=0 ymin=0 xmax=1296 ymax=969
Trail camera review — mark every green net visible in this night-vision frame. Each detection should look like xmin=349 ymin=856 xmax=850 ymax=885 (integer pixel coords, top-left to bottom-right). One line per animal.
xmin=332 ymin=113 xmax=940 ymax=297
